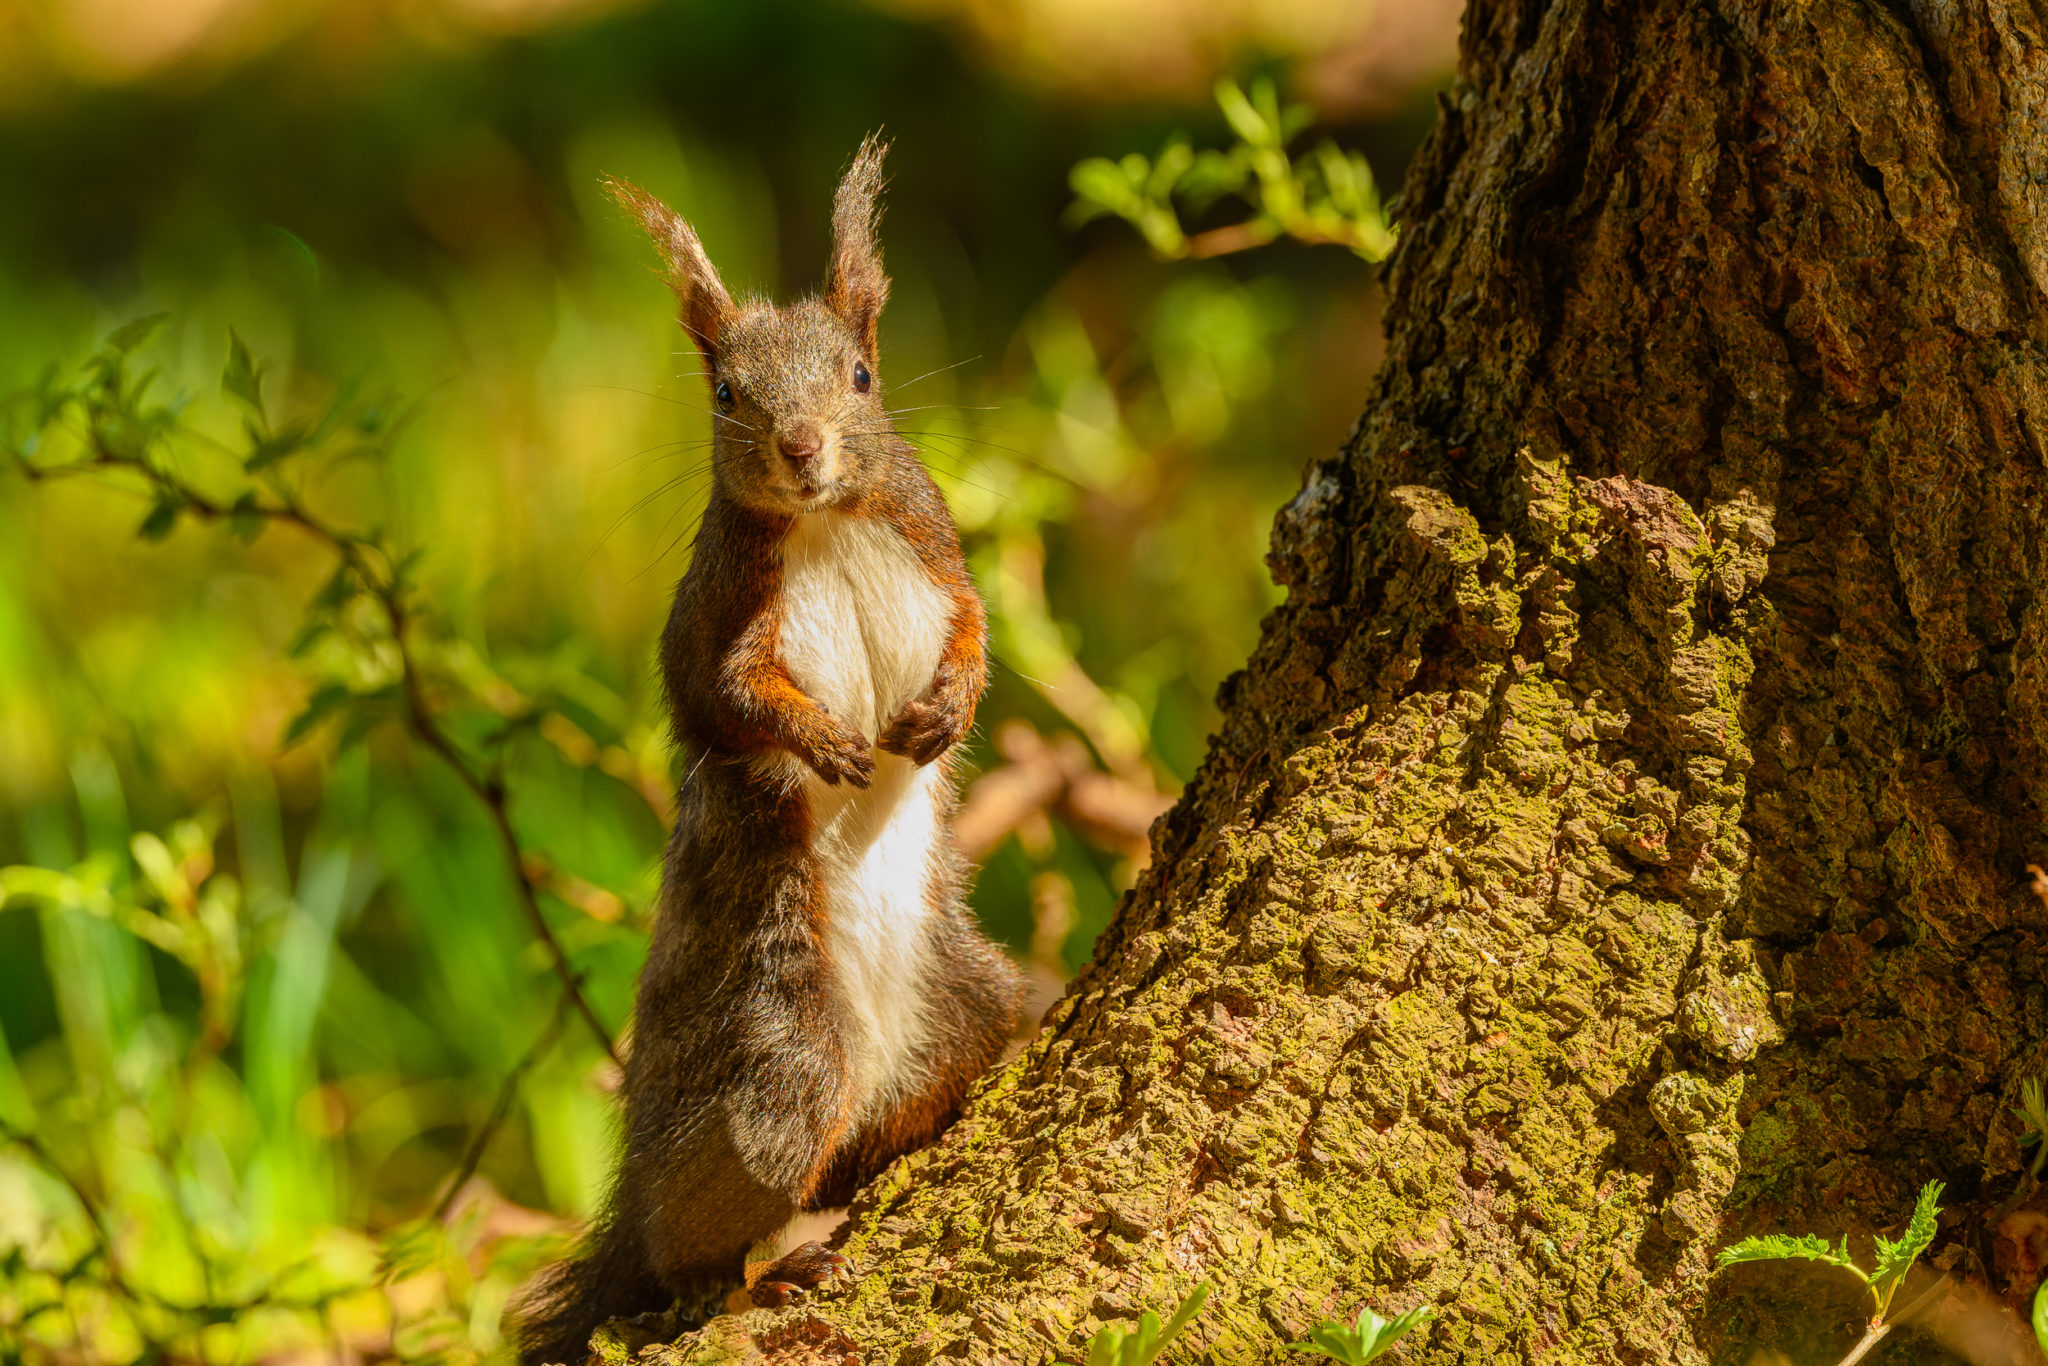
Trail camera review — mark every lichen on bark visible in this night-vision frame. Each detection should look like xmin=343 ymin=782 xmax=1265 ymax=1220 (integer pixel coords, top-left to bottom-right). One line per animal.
xmin=634 ymin=2 xmax=2048 ymax=1362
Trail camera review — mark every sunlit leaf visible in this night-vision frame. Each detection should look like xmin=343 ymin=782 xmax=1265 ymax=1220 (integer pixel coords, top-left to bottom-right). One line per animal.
xmin=284 ymin=682 xmax=354 ymax=746
xmin=223 ymin=330 xmax=266 ymax=417
xmin=1715 ymin=1231 xmax=1862 ymax=1275
xmin=1289 ymin=1303 xmax=1433 ymax=1364
xmin=1071 ymin=158 xmax=1142 ymax=217
xmin=1870 ymin=1180 xmax=1944 ymax=1316
xmin=227 ymin=490 xmax=267 ymax=544
xmin=1214 ymin=79 xmax=1269 ymax=147
xmin=138 ymin=493 xmax=184 ymax=541
xmin=106 ymin=312 xmax=170 ymax=354
xmin=1069 ymin=1285 xmax=1208 ymax=1366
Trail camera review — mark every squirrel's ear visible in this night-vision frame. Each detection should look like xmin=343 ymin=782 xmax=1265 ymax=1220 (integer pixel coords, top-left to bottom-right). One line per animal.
xmin=605 ymin=177 xmax=737 ymax=359
xmin=825 ymin=134 xmax=891 ymax=359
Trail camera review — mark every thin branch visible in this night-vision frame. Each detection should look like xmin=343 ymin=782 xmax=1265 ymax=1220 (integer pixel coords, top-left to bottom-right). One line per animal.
xmin=431 ymin=981 xmax=578 ymax=1222
xmin=13 ymin=446 xmax=621 ymax=1068
xmin=1183 ymin=219 xmax=1282 ymax=258
xmin=1835 ymin=1273 xmax=1951 ymax=1366
xmin=380 ymin=591 xmax=619 ymax=1065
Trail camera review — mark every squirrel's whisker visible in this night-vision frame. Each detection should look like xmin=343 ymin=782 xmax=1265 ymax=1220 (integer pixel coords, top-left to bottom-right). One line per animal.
xmin=881 ymin=402 xmax=999 ymax=417
xmin=884 ymin=354 xmax=981 ymax=392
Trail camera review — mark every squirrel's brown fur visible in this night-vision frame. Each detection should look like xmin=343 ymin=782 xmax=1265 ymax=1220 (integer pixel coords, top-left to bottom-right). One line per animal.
xmin=515 ymin=137 xmax=1024 ymax=1366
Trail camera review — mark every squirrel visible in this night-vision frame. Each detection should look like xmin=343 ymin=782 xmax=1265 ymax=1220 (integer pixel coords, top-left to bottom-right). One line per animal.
xmin=515 ymin=137 xmax=1025 ymax=1366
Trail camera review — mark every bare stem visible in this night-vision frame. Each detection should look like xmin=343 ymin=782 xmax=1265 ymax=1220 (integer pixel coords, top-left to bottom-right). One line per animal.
xmin=1835 ymin=1275 xmax=1950 ymax=1366
xmin=431 ymin=981 xmax=579 ymax=1222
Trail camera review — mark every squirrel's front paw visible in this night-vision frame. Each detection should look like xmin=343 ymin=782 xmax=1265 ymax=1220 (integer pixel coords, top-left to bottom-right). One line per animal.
xmin=800 ymin=716 xmax=875 ymax=788
xmin=878 ymin=690 xmax=971 ymax=766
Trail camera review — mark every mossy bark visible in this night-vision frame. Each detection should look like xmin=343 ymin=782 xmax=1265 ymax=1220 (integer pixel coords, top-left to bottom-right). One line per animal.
xmin=639 ymin=2 xmax=2048 ymax=1361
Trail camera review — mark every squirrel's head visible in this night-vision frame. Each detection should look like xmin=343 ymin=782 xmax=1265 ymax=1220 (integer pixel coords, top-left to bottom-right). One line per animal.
xmin=608 ymin=136 xmax=897 ymax=517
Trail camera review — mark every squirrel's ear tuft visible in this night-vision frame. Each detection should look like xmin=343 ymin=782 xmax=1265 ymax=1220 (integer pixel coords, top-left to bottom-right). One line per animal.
xmin=825 ymin=134 xmax=891 ymax=359
xmin=606 ymin=177 xmax=736 ymax=359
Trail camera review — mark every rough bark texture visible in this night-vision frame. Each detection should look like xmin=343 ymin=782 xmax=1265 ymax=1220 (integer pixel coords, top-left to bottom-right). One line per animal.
xmin=631 ymin=2 xmax=2048 ymax=1361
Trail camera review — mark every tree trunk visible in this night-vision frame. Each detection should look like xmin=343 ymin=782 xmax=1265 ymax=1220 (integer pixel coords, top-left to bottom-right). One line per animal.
xmin=647 ymin=3 xmax=2048 ymax=1362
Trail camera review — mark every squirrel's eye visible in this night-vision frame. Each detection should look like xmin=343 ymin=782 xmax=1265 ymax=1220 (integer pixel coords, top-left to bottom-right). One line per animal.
xmin=852 ymin=361 xmax=871 ymax=394
xmin=715 ymin=380 xmax=734 ymax=410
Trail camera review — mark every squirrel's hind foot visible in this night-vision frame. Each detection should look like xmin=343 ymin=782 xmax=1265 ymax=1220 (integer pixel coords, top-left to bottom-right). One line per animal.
xmin=746 ymin=1241 xmax=852 ymax=1308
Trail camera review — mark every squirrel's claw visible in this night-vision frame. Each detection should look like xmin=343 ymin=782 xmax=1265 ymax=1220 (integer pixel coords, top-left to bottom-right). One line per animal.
xmin=803 ymin=719 xmax=875 ymax=788
xmin=878 ymin=695 xmax=968 ymax=766
xmin=747 ymin=1242 xmax=850 ymax=1309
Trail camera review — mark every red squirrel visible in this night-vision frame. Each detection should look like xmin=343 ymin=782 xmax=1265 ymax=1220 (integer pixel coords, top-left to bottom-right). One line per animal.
xmin=516 ymin=138 xmax=1025 ymax=1364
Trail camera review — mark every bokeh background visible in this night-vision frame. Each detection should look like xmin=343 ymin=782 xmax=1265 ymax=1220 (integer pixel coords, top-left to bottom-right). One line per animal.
xmin=0 ymin=0 xmax=1455 ymax=1359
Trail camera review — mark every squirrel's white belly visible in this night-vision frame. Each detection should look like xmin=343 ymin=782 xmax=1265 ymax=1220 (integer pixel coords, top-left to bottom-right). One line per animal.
xmin=776 ymin=512 xmax=953 ymax=1119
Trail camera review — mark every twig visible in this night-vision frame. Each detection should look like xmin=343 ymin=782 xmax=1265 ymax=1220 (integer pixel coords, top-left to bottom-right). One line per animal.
xmin=1183 ymin=220 xmax=1281 ymax=258
xmin=16 ymin=453 xmax=620 ymax=1068
xmin=431 ymin=981 xmax=579 ymax=1222
xmin=1835 ymin=1274 xmax=1951 ymax=1366
xmin=1184 ymin=219 xmax=1383 ymax=259
xmin=380 ymin=593 xmax=620 ymax=1065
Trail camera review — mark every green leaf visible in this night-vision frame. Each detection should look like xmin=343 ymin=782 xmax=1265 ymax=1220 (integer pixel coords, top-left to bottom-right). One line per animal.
xmin=1129 ymin=1308 xmax=1163 ymax=1363
xmin=1288 ymin=1324 xmax=1362 ymax=1364
xmin=1151 ymin=1282 xmax=1209 ymax=1358
xmin=2015 ymin=1077 xmax=2048 ymax=1177
xmin=284 ymin=682 xmax=353 ymax=747
xmin=227 ymin=489 xmax=267 ymax=544
xmin=335 ymin=700 xmax=389 ymax=753
xmin=1178 ymin=148 xmax=1249 ymax=208
xmin=286 ymin=620 xmax=333 ymax=660
xmin=378 ymin=1219 xmax=448 ymax=1284
xmin=314 ymin=564 xmax=357 ymax=610
xmin=138 ymin=493 xmax=185 ymax=542
xmin=106 ymin=312 xmax=169 ymax=354
xmin=1070 ymin=157 xmax=1143 ymax=217
xmin=1146 ymin=140 xmax=1194 ymax=201
xmin=1215 ymin=78 xmax=1270 ymax=147
xmin=1870 ymin=1179 xmax=1944 ymax=1316
xmin=1249 ymin=78 xmax=1283 ymax=143
xmin=1288 ymin=1303 xmax=1433 ymax=1365
xmin=93 ymin=410 xmax=150 ymax=462
xmin=245 ymin=419 xmax=311 ymax=471
xmin=1069 ymin=1285 xmax=1208 ymax=1366
xmin=223 ymin=329 xmax=267 ymax=417
xmin=1357 ymin=1305 xmax=1433 ymax=1361
xmin=1084 ymin=1326 xmax=1124 ymax=1366
xmin=1279 ymin=100 xmax=1316 ymax=145
xmin=1714 ymin=1231 xmax=1861 ymax=1274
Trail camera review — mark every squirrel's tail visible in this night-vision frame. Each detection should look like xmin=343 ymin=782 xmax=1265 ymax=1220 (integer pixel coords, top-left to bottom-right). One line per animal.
xmin=514 ymin=1218 xmax=668 ymax=1366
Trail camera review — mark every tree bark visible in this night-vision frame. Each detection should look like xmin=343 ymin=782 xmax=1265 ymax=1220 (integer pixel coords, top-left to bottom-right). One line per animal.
xmin=642 ymin=2 xmax=2048 ymax=1362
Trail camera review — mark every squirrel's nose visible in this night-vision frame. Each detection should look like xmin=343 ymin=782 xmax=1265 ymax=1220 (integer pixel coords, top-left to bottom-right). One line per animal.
xmin=779 ymin=421 xmax=824 ymax=466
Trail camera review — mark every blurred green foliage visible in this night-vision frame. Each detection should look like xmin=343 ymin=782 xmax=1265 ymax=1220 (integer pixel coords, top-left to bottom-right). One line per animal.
xmin=0 ymin=2 xmax=1438 ymax=1360
xmin=1068 ymin=78 xmax=1397 ymax=262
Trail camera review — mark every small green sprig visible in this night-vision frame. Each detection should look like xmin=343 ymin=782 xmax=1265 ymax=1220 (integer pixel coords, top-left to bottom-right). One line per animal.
xmin=1288 ymin=1304 xmax=1434 ymax=1364
xmin=1071 ymin=1284 xmax=1210 ymax=1366
xmin=2015 ymin=1076 xmax=2048 ymax=1180
xmin=5 ymin=318 xmax=619 ymax=1065
xmin=1068 ymin=78 xmax=1396 ymax=263
xmin=1716 ymin=1179 xmax=1944 ymax=1324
